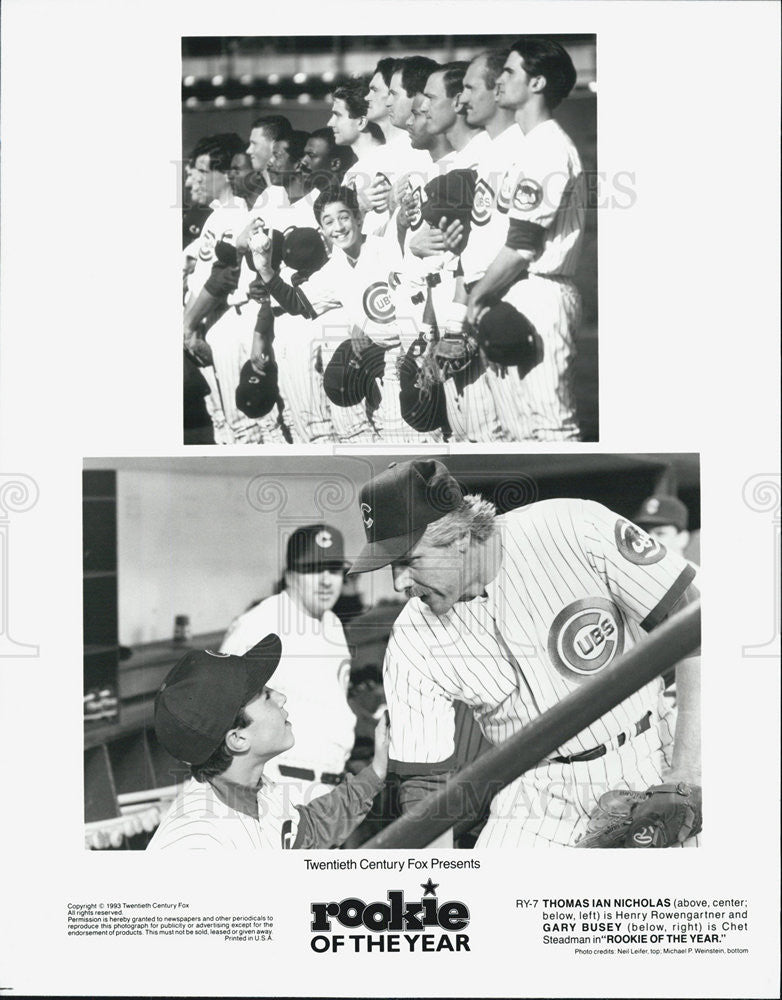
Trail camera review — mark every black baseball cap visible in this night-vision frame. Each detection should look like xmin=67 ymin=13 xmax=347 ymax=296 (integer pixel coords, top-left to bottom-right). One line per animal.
xmin=476 ymin=302 xmax=538 ymax=370
xmin=348 ymin=458 xmax=463 ymax=575
xmin=235 ymin=359 xmax=279 ymax=418
xmin=422 ymin=169 xmax=477 ymax=230
xmin=323 ymin=339 xmax=385 ymax=407
xmin=283 ymin=226 xmax=328 ymax=275
xmin=154 ymin=633 xmax=282 ymax=765
xmin=286 ymin=524 xmax=346 ymax=572
xmin=633 ymin=495 xmax=688 ymax=531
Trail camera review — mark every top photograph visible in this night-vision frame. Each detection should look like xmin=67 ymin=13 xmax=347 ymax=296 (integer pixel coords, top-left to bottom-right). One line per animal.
xmin=181 ymin=34 xmax=597 ymax=446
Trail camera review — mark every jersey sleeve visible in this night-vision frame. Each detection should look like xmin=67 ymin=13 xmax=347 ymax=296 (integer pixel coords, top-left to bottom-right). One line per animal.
xmin=291 ymin=765 xmax=383 ymax=848
xmin=383 ymin=615 xmax=458 ymax=774
xmin=578 ymin=499 xmax=697 ymax=631
xmin=504 ymin=137 xmax=575 ymax=257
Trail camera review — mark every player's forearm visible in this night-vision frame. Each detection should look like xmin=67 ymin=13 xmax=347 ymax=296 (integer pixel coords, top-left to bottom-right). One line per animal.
xmin=263 ymin=274 xmax=309 ymax=317
xmin=183 ymin=285 xmax=220 ymax=337
xmin=669 ymin=655 xmax=701 ymax=783
xmin=291 ymin=765 xmax=384 ymax=849
xmin=468 ymin=246 xmax=529 ymax=306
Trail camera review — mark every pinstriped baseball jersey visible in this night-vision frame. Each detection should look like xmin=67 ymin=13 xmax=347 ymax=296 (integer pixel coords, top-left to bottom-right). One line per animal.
xmin=299 ymin=238 xmax=403 ymax=350
xmin=483 ymin=120 xmax=585 ymax=441
xmin=501 ymin=118 xmax=586 ymax=279
xmin=383 ymin=499 xmax=697 ymax=768
xmin=486 ymin=275 xmax=581 ymax=441
xmin=274 ymin=311 xmax=335 ymax=443
xmin=460 ymin=123 xmax=523 ymax=284
xmin=146 ymin=776 xmax=301 ymax=850
xmin=187 ymin=196 xmax=249 ymax=300
xmin=317 ymin=308 xmax=379 ymax=443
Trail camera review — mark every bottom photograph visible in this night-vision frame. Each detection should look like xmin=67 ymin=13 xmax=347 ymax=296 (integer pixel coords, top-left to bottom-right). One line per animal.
xmin=82 ymin=452 xmax=701 ymax=851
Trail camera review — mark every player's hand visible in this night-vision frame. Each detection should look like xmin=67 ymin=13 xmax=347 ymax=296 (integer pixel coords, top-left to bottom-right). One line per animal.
xmin=184 ymin=331 xmax=213 ymax=368
xmin=367 ymin=175 xmax=392 ymax=213
xmin=439 ymin=216 xmax=466 ymax=254
xmin=250 ymin=331 xmax=274 ymax=374
xmin=398 ymin=190 xmax=416 ymax=231
xmin=371 ymin=710 xmax=390 ymax=781
xmin=409 ymin=223 xmax=446 ymax=258
xmin=466 ymin=291 xmax=490 ymax=329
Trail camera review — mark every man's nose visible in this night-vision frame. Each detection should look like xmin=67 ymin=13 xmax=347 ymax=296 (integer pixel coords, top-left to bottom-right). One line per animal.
xmin=392 ymin=565 xmax=411 ymax=592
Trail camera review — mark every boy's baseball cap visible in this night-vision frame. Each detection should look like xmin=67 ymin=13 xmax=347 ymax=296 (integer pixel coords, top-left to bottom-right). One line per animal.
xmin=348 ymin=458 xmax=463 ymax=575
xmin=154 ymin=633 xmax=282 ymax=765
xmin=286 ymin=524 xmax=346 ymax=573
xmin=633 ymin=495 xmax=688 ymax=531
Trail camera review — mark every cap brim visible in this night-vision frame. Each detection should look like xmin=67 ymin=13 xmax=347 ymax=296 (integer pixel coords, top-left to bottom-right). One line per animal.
xmin=242 ymin=633 xmax=283 ymax=698
xmin=289 ymin=560 xmax=347 ymax=573
xmin=347 ymin=525 xmax=426 ymax=575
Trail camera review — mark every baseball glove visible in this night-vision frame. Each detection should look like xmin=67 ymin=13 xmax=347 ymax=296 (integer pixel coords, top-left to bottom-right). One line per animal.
xmin=417 ymin=330 xmax=479 ymax=387
xmin=575 ymin=782 xmax=702 ymax=848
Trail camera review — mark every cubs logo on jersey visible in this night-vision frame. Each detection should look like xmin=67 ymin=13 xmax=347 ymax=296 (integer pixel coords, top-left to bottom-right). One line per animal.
xmin=614 ymin=518 xmax=667 ymax=566
xmin=496 ymin=170 xmax=513 ymax=215
xmin=547 ymin=597 xmax=625 ymax=683
xmin=408 ymin=187 xmax=424 ymax=230
xmin=512 ymin=177 xmax=544 ymax=213
xmin=362 ymin=281 xmax=395 ymax=324
xmin=198 ymin=227 xmax=217 ymax=261
xmin=471 ymin=177 xmax=494 ymax=227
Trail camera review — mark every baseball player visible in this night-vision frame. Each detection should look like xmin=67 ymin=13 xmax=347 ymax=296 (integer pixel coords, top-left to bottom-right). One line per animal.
xmin=348 ymin=458 xmax=702 ymax=849
xmin=297 ymin=127 xmax=356 ymax=193
xmin=148 ymin=633 xmax=389 ymax=850
xmin=327 ymin=81 xmax=388 ymax=234
xmin=406 ymin=63 xmax=504 ymax=442
xmin=464 ymin=37 xmax=586 ymax=441
xmin=219 ymin=525 xmax=356 ymax=801
xmin=249 ymin=186 xmax=441 ymax=443
xmin=363 ymin=57 xmax=433 ymax=228
xmin=182 ymin=133 xmax=248 ymax=304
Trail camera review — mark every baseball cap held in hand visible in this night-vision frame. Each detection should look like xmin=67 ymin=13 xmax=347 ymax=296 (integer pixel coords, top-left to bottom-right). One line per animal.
xmin=349 ymin=458 xmax=463 ymax=574
xmin=155 ymin=633 xmax=282 ymax=765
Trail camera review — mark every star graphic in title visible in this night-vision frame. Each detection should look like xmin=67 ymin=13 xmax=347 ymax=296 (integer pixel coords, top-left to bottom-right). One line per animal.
xmin=421 ymin=878 xmax=439 ymax=896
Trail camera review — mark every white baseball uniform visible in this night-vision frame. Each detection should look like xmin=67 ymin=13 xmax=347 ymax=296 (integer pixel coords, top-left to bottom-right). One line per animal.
xmin=293 ymin=239 xmax=440 ymax=443
xmin=383 ymin=499 xmax=699 ymax=847
xmin=489 ymin=118 xmax=586 ymax=441
xmin=345 ymin=134 xmax=430 ymax=236
xmin=220 ymin=590 xmax=356 ymax=800
xmin=185 ymin=196 xmax=249 ymax=302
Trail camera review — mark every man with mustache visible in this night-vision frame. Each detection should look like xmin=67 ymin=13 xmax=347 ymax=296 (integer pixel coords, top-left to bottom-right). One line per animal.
xmin=348 ymin=458 xmax=702 ymax=848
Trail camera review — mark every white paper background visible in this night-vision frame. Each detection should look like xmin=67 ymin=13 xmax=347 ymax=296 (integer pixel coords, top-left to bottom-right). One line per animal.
xmin=0 ymin=1 xmax=779 ymax=996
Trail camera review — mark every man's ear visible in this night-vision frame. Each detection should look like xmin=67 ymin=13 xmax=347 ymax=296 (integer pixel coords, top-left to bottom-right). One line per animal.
xmin=454 ymin=531 xmax=471 ymax=554
xmin=679 ymin=529 xmax=691 ymax=552
xmin=329 ymin=156 xmax=341 ymax=173
xmin=529 ymin=74 xmax=546 ymax=96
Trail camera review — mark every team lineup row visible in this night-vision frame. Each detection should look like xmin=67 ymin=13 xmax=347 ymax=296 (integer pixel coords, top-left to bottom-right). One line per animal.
xmin=182 ymin=37 xmax=591 ymax=445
